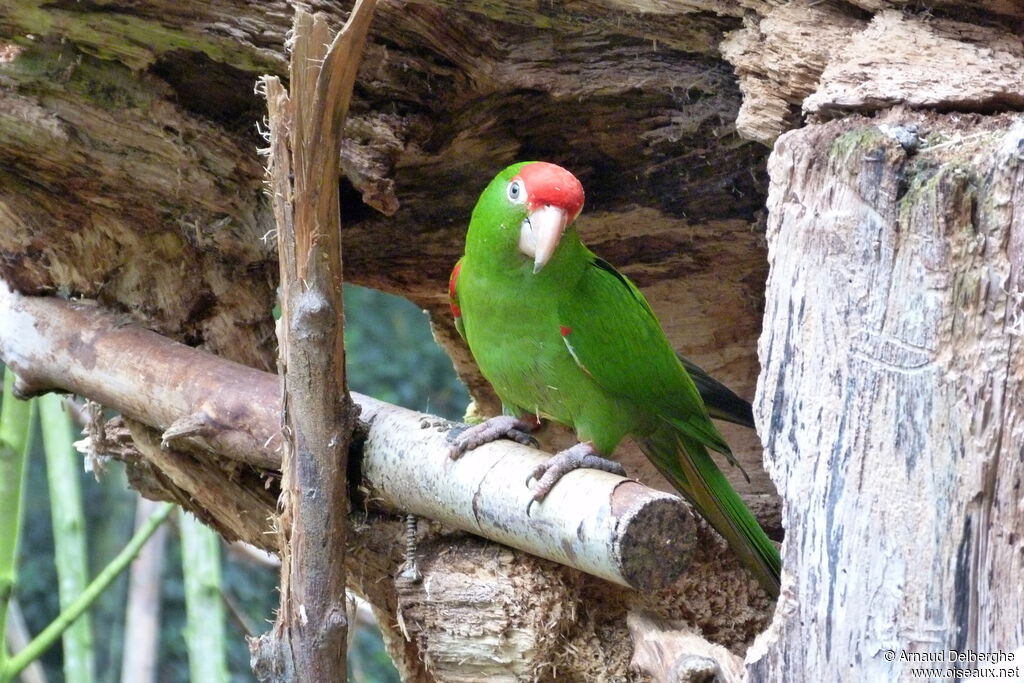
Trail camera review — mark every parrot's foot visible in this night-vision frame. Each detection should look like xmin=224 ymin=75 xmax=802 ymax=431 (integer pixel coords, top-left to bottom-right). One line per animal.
xmin=447 ymin=415 xmax=539 ymax=459
xmin=527 ymin=442 xmax=626 ymax=506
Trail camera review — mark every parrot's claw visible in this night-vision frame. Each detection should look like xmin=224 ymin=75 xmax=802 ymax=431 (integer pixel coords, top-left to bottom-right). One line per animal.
xmin=447 ymin=415 xmax=539 ymax=460
xmin=526 ymin=442 xmax=626 ymax=510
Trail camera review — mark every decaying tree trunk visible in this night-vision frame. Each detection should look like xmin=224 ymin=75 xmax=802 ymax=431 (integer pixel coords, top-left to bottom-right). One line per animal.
xmin=2 ymin=0 xmax=1024 ymax=680
xmin=0 ymin=0 xmax=776 ymax=514
xmin=749 ymin=113 xmax=1024 ymax=678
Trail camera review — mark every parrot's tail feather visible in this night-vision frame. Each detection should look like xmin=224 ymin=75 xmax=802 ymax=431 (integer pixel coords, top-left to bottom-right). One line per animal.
xmin=676 ymin=354 xmax=756 ymax=430
xmin=638 ymin=424 xmax=781 ymax=598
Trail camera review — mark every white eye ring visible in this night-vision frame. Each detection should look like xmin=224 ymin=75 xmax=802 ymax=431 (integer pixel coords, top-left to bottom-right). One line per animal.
xmin=507 ymin=180 xmax=526 ymax=204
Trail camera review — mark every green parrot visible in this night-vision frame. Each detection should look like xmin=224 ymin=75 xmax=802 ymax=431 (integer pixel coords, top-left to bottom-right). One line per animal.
xmin=447 ymin=161 xmax=781 ymax=597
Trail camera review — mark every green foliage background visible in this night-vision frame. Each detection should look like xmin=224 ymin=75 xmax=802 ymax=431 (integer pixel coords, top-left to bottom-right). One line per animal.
xmin=5 ymin=284 xmax=469 ymax=682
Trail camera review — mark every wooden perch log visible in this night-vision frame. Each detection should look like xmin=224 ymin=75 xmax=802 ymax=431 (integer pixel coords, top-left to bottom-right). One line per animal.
xmin=0 ymin=292 xmax=282 ymax=470
xmin=366 ymin=414 xmax=696 ymax=589
xmin=0 ymin=281 xmax=697 ymax=590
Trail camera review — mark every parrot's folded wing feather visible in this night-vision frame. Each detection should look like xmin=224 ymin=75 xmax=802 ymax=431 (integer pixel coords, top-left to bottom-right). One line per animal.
xmin=557 ymin=255 xmax=736 ymax=461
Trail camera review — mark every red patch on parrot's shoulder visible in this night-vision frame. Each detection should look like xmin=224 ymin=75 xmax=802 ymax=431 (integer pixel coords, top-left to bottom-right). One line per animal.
xmin=448 ymin=261 xmax=462 ymax=319
xmin=559 ymin=325 xmax=572 ymax=337
xmin=448 ymin=261 xmax=462 ymax=300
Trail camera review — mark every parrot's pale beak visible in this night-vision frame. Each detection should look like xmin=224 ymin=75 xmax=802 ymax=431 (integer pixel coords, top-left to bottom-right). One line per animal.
xmin=519 ymin=205 xmax=569 ymax=273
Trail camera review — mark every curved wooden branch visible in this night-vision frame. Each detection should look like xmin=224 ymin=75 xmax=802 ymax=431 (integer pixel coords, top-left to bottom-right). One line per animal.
xmin=0 ymin=292 xmax=283 ymax=470
xmin=363 ymin=408 xmax=696 ymax=589
xmin=0 ymin=281 xmax=697 ymax=590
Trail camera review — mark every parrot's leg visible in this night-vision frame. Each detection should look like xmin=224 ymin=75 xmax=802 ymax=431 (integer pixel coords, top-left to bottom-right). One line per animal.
xmin=527 ymin=442 xmax=626 ymax=502
xmin=447 ymin=415 xmax=540 ymax=459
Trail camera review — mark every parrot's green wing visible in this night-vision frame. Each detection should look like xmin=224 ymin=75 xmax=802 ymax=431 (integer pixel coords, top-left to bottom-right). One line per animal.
xmin=559 ymin=255 xmax=780 ymax=596
xmin=453 ymin=252 xmax=755 ymax=428
xmin=557 ymin=255 xmax=735 ymax=462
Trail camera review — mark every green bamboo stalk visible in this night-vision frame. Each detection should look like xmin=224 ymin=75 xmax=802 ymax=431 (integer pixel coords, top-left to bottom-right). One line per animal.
xmin=2 ymin=502 xmax=173 ymax=680
xmin=39 ymin=394 xmax=94 ymax=683
xmin=0 ymin=369 xmax=35 ymax=674
xmin=179 ymin=512 xmax=229 ymax=683
xmin=5 ymin=599 xmax=49 ymax=683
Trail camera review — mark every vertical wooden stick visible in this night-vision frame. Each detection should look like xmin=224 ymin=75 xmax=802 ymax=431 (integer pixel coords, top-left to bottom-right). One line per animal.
xmin=252 ymin=3 xmax=377 ymax=680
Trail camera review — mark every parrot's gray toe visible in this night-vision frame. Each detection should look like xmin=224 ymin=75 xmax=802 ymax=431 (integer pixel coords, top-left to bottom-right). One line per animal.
xmin=527 ymin=442 xmax=626 ymax=503
xmin=447 ymin=415 xmax=539 ymax=459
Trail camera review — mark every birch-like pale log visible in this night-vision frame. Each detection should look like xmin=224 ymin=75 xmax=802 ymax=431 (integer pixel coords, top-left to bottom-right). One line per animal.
xmin=0 ymin=282 xmax=697 ymax=590
xmin=364 ymin=403 xmax=695 ymax=589
xmin=747 ymin=114 xmax=1024 ymax=680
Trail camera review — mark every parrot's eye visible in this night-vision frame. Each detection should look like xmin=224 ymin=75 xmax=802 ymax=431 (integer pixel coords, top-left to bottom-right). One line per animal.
xmin=507 ymin=180 xmax=526 ymax=204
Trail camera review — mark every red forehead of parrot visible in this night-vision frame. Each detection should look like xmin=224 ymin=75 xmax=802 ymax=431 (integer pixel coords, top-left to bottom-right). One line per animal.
xmin=514 ymin=162 xmax=585 ymax=223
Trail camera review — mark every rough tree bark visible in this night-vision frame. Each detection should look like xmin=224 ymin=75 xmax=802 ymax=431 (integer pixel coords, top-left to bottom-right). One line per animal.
xmin=0 ymin=0 xmax=776 ymax=517
xmin=251 ymin=5 xmax=377 ymax=679
xmin=749 ymin=113 xmax=1024 ymax=679
xmin=2 ymin=0 xmax=1024 ymax=680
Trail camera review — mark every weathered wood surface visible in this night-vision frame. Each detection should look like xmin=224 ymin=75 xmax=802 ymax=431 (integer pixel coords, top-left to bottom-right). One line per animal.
xmin=2 ymin=0 xmax=1022 ymax=507
xmin=4 ymin=0 xmax=1024 ymax=680
xmin=0 ymin=0 xmax=774 ymax=508
xmin=628 ymin=611 xmax=745 ymax=682
xmin=723 ymin=2 xmax=1024 ymax=144
xmin=0 ymin=284 xmax=710 ymax=591
xmin=749 ymin=111 xmax=1024 ymax=680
